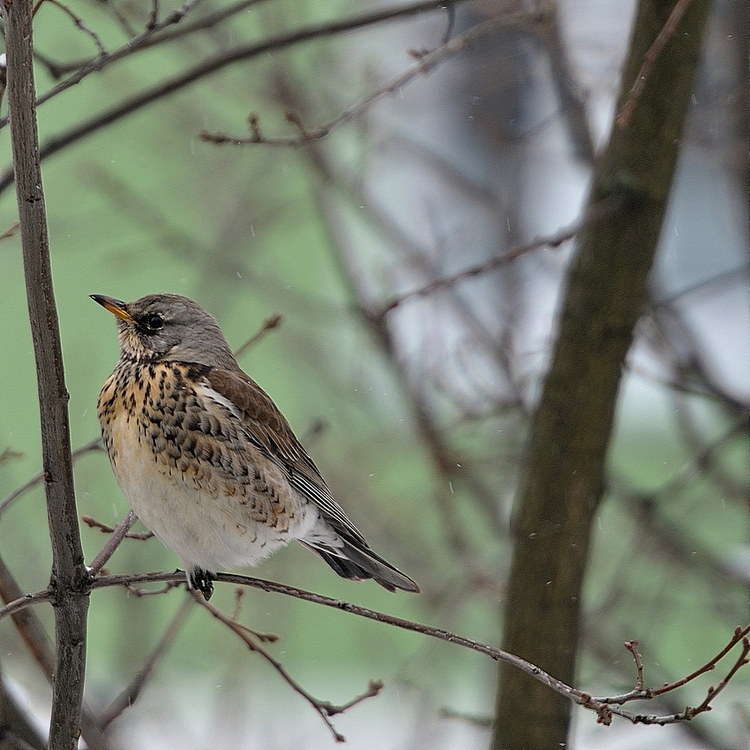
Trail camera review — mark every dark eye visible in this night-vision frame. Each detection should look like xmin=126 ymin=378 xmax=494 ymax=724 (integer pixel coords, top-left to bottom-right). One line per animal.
xmin=145 ymin=313 xmax=165 ymax=331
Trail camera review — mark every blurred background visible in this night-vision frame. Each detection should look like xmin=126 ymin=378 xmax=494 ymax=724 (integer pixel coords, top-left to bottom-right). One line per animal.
xmin=0 ymin=0 xmax=747 ymax=747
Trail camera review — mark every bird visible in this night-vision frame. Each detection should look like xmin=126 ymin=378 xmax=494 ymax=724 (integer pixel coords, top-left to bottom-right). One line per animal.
xmin=92 ymin=293 xmax=419 ymax=600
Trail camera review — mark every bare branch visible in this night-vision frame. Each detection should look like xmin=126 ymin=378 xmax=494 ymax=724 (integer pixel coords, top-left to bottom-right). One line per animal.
xmin=377 ymin=195 xmax=623 ymax=318
xmin=199 ymin=10 xmax=536 ymax=147
xmin=0 ymin=0 xmax=474 ymax=195
xmin=82 ymin=514 xmax=154 ymax=540
xmin=192 ymin=590 xmax=356 ymax=743
xmin=615 ymin=0 xmax=693 ymax=129
xmin=233 ymin=312 xmax=283 ymax=360
xmin=0 ymin=436 xmax=102 ymax=517
xmin=86 ymin=510 xmax=137 ymax=575
xmin=3 ymin=569 xmax=748 ymax=730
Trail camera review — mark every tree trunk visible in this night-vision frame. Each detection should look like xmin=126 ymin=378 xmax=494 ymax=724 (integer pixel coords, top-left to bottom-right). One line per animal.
xmin=491 ymin=1 xmax=712 ymax=747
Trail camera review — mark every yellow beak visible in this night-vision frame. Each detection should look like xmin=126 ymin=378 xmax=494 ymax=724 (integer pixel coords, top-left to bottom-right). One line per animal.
xmin=90 ymin=294 xmax=135 ymax=323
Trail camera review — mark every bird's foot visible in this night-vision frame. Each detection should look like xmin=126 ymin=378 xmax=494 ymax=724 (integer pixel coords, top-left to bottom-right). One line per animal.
xmin=188 ymin=568 xmax=216 ymax=600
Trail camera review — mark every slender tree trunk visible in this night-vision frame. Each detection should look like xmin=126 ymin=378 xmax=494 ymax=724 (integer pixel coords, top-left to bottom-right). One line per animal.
xmin=2 ymin=1 xmax=91 ymax=748
xmin=491 ymin=1 xmax=712 ymax=747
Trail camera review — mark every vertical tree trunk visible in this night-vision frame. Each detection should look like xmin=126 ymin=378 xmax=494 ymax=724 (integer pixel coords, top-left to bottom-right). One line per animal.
xmin=491 ymin=1 xmax=712 ymax=747
xmin=2 ymin=1 xmax=90 ymax=748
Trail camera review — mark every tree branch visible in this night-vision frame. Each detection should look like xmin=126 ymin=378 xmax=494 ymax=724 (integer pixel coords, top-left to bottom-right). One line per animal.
xmin=2 ymin=571 xmax=747 ymax=731
xmin=1 ymin=2 xmax=89 ymax=747
xmin=99 ymin=595 xmax=194 ymax=727
xmin=376 ymin=195 xmax=622 ymax=318
xmin=0 ymin=436 xmax=102 ymax=517
xmin=0 ymin=0 xmax=472 ymax=196
xmin=0 ymin=555 xmax=109 ymax=749
xmin=199 ymin=9 xmax=536 ymax=147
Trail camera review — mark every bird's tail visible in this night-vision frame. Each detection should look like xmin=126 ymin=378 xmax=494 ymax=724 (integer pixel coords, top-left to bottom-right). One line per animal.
xmin=300 ymin=539 xmax=419 ymax=593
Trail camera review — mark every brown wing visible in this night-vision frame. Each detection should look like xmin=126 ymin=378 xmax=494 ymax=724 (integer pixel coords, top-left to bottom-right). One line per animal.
xmin=203 ymin=365 xmax=369 ymax=546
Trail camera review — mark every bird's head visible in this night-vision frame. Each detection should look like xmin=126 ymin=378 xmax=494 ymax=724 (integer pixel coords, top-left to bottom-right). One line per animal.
xmin=91 ymin=293 xmax=237 ymax=369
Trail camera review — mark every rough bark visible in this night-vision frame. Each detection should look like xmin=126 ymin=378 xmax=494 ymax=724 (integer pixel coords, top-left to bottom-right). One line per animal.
xmin=491 ymin=1 xmax=712 ymax=748
xmin=2 ymin=1 xmax=90 ymax=748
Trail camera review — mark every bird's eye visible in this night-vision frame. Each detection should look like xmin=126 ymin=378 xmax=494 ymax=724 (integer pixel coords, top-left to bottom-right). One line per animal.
xmin=145 ymin=313 xmax=165 ymax=331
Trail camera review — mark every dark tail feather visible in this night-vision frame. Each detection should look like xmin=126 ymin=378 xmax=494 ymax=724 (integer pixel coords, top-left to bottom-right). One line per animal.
xmin=300 ymin=540 xmax=420 ymax=593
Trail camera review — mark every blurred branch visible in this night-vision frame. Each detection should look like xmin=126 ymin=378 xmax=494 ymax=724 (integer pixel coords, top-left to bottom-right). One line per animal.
xmin=439 ymin=706 xmax=492 ymax=728
xmin=0 ymin=448 xmax=23 ymax=467
xmin=308 ymin=162 xmax=494 ymax=561
xmin=647 ymin=419 xmax=746 ymax=501
xmin=0 ymin=220 xmax=19 ymax=241
xmin=99 ymin=595 xmax=194 ymax=727
xmin=533 ymin=3 xmax=596 ymax=162
xmin=0 ymin=0 xmax=475 ymax=195
xmin=0 ymin=437 xmax=102 ymax=518
xmin=0 ymin=555 xmax=109 ymax=749
xmin=377 ymin=194 xmax=623 ymax=318
xmin=2 ymin=0 xmax=91 ymax=746
xmin=233 ymin=313 xmax=283 ymax=360
xmin=199 ymin=9 xmax=536 ymax=147
xmin=0 ymin=661 xmax=45 ymax=750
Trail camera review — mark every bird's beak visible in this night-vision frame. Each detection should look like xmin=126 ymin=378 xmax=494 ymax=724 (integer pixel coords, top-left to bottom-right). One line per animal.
xmin=90 ymin=294 xmax=135 ymax=323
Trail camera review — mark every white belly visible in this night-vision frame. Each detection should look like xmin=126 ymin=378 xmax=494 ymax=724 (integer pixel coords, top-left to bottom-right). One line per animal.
xmin=107 ymin=417 xmax=316 ymax=574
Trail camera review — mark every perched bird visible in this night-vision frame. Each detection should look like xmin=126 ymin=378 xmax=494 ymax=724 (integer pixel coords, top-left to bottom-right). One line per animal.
xmin=92 ymin=293 xmax=419 ymax=599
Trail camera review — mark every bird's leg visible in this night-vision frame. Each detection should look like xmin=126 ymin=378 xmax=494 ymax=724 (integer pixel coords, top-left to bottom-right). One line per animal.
xmin=189 ymin=568 xmax=216 ymax=600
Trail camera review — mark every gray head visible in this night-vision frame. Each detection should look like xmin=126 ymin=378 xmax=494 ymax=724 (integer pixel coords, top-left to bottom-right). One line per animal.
xmin=92 ymin=293 xmax=238 ymax=370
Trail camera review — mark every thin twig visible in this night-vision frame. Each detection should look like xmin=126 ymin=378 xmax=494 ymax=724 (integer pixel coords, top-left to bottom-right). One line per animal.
xmin=615 ymin=0 xmax=693 ymax=129
xmin=35 ymin=0 xmax=107 ymax=57
xmin=0 ymin=588 xmax=53 ymax=621
xmin=199 ymin=10 xmax=535 ymax=148
xmin=0 ymin=0 xmax=476 ymax=196
xmin=0 ymin=436 xmax=102 ymax=517
xmin=87 ymin=509 xmax=137 ymax=575
xmin=192 ymin=590 xmax=372 ymax=743
xmin=652 ymin=624 xmax=750 ymax=697
xmin=123 ymin=581 xmax=181 ymax=597
xmin=625 ymin=640 xmax=645 ymax=690
xmin=233 ymin=313 xmax=283 ymax=359
xmin=82 ymin=514 xmax=154 ymax=540
xmin=377 ymin=195 xmax=623 ymax=318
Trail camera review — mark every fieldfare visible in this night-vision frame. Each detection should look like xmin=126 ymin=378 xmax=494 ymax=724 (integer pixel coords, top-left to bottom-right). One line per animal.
xmin=93 ymin=293 xmax=419 ymax=599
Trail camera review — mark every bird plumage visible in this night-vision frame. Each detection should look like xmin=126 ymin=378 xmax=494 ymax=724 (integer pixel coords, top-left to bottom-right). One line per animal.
xmin=93 ymin=293 xmax=419 ymax=598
